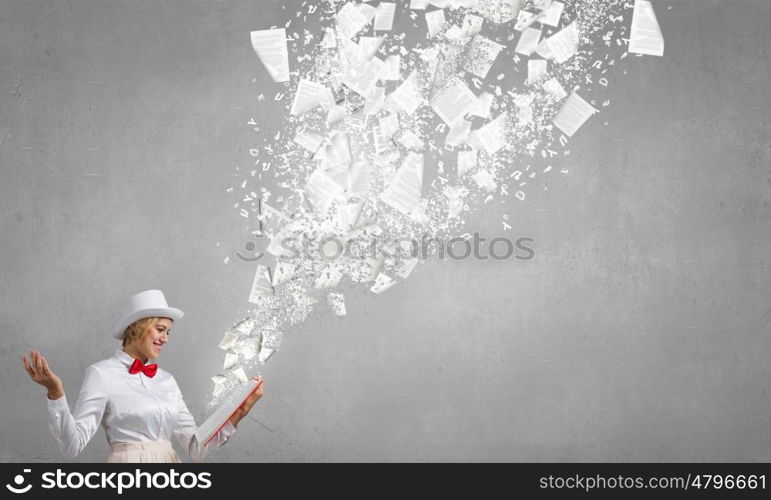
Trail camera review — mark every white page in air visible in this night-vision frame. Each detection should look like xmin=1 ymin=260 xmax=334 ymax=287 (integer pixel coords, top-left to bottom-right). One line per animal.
xmin=552 ymin=92 xmax=598 ymax=137
xmin=628 ymin=0 xmax=664 ymax=56
xmin=425 ymin=9 xmax=447 ymax=38
xmin=374 ymin=2 xmax=396 ymax=31
xmin=291 ymin=79 xmax=334 ymax=115
xmin=250 ymin=29 xmax=290 ymax=82
xmin=380 ymin=152 xmax=424 ymax=215
xmin=430 ymin=80 xmax=478 ymax=126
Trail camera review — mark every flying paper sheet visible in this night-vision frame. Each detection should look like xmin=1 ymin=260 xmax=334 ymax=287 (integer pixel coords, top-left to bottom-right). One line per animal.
xmin=250 ymin=29 xmax=290 ymax=83
xmin=396 ymin=129 xmax=424 ymax=150
xmin=314 ymin=263 xmax=344 ymax=289
xmin=461 ymin=14 xmax=484 ymax=36
xmin=426 ymin=9 xmax=447 ymax=38
xmin=291 ymin=79 xmax=334 ymax=115
xmin=514 ymin=10 xmax=537 ymax=31
xmin=223 ymin=352 xmax=239 ymax=370
xmin=445 ymin=119 xmax=472 ymax=147
xmin=356 ymin=2 xmax=377 ymax=21
xmin=248 ymin=265 xmax=273 ymax=304
xmin=327 ymin=292 xmax=347 ymax=316
xmin=379 ymin=113 xmax=400 ymax=140
xmin=294 ymin=130 xmax=325 ymax=153
xmin=394 ymin=257 xmax=419 ymax=279
xmin=388 ymin=73 xmax=423 ymax=114
xmin=469 ymin=91 xmax=493 ymax=119
xmin=444 ymin=184 xmax=467 ymax=218
xmin=218 ymin=332 xmax=238 ymax=351
xmin=527 ymin=59 xmax=548 ymax=85
xmin=381 ymin=54 xmax=401 ymax=81
xmin=258 ymin=202 xmax=291 ymax=236
xmin=463 ymin=36 xmax=504 ymax=78
xmin=542 ymin=77 xmax=567 ymax=100
xmin=552 ymin=92 xmax=598 ymax=137
xmin=381 ymin=153 xmax=424 ymax=216
xmin=457 ymin=150 xmax=477 ymax=177
xmin=343 ymin=56 xmax=385 ymax=97
xmin=410 ymin=0 xmax=430 ymax=9
xmin=306 ymin=169 xmax=346 ymax=214
xmin=320 ymin=131 xmax=352 ymax=169
xmin=337 ymin=199 xmax=364 ymax=230
xmin=537 ymin=22 xmax=579 ymax=63
xmin=374 ymin=2 xmax=396 ymax=31
xmin=515 ymin=27 xmax=542 ymax=56
xmin=326 ymin=104 xmax=348 ymax=126
xmin=468 ymin=113 xmax=508 ymax=155
xmin=272 ymin=259 xmax=298 ymax=286
xmin=540 ymin=1 xmax=564 ymax=27
xmin=628 ymin=0 xmax=664 ymax=56
xmin=320 ymin=27 xmax=337 ymax=48
xmin=359 ymin=36 xmax=386 ymax=60
xmin=472 ymin=169 xmax=498 ymax=192
xmin=430 ymin=81 xmax=478 ymax=126
xmin=371 ymin=273 xmax=398 ymax=294
xmin=336 ymin=2 xmax=370 ymax=39
xmin=373 ymin=125 xmax=396 ymax=155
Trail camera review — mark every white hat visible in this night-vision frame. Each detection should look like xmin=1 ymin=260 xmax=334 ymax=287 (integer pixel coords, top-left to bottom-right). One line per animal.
xmin=110 ymin=289 xmax=184 ymax=340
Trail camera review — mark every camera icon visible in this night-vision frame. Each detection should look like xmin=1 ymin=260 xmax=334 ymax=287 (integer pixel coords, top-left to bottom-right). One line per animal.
xmin=5 ymin=469 xmax=32 ymax=494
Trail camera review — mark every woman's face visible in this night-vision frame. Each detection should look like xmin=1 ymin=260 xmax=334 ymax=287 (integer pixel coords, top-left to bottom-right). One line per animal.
xmin=137 ymin=318 xmax=173 ymax=361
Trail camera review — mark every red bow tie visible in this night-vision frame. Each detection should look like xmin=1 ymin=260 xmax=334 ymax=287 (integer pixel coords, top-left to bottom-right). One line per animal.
xmin=129 ymin=358 xmax=158 ymax=378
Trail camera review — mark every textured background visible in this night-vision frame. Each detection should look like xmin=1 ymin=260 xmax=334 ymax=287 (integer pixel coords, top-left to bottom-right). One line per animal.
xmin=1 ymin=0 xmax=770 ymax=462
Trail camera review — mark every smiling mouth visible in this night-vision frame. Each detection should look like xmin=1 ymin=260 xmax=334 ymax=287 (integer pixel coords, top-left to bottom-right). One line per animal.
xmin=153 ymin=342 xmax=163 ymax=351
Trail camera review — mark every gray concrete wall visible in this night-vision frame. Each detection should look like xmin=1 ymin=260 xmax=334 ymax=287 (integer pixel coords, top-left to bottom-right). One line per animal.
xmin=1 ymin=0 xmax=770 ymax=462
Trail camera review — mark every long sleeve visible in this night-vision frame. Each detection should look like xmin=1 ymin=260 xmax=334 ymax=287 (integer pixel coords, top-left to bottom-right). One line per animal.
xmin=171 ymin=381 xmax=237 ymax=462
xmin=46 ymin=364 xmax=108 ymax=459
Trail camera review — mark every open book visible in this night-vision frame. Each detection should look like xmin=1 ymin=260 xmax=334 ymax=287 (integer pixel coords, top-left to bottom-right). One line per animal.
xmin=194 ymin=379 xmax=261 ymax=446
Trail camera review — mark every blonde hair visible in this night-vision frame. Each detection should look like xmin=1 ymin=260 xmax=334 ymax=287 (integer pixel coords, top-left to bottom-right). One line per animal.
xmin=122 ymin=317 xmax=163 ymax=347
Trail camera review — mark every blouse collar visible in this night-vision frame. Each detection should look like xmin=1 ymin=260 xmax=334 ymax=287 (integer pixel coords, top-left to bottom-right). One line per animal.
xmin=114 ymin=349 xmax=157 ymax=367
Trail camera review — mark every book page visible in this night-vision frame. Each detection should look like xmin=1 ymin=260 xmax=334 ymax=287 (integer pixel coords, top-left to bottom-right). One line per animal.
xmin=462 ymin=35 xmax=504 ymax=78
xmin=541 ymin=21 xmax=579 ymax=63
xmin=515 ymin=27 xmax=542 ymax=56
xmin=552 ymin=92 xmax=598 ymax=137
xmin=527 ymin=59 xmax=548 ymax=85
xmin=387 ymin=73 xmax=424 ymax=114
xmin=430 ymin=81 xmax=478 ymax=126
xmin=468 ymin=113 xmax=508 ymax=155
xmin=250 ymin=29 xmax=290 ymax=82
xmin=380 ymin=152 xmax=424 ymax=215
xmin=628 ymin=0 xmax=664 ymax=56
xmin=425 ymin=9 xmax=447 ymax=38
xmin=374 ymin=2 xmax=396 ymax=31
xmin=306 ymin=169 xmax=346 ymax=214
xmin=291 ymin=79 xmax=334 ymax=115
xmin=336 ymin=2 xmax=370 ymax=39
xmin=343 ymin=56 xmax=385 ymax=97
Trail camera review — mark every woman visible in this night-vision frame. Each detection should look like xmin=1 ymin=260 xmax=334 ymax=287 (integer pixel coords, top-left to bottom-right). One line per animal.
xmin=22 ymin=289 xmax=264 ymax=462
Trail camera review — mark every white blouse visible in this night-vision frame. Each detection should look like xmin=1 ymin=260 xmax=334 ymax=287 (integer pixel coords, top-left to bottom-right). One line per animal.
xmin=47 ymin=349 xmax=237 ymax=461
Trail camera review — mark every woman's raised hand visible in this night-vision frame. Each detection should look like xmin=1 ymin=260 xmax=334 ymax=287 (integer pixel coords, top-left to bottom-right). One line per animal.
xmin=22 ymin=349 xmax=64 ymax=399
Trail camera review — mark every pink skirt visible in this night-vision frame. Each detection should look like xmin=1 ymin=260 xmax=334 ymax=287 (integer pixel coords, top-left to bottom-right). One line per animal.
xmin=107 ymin=440 xmax=181 ymax=463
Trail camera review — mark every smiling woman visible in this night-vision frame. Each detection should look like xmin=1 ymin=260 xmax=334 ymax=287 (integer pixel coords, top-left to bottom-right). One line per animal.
xmin=22 ymin=289 xmax=265 ymax=463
